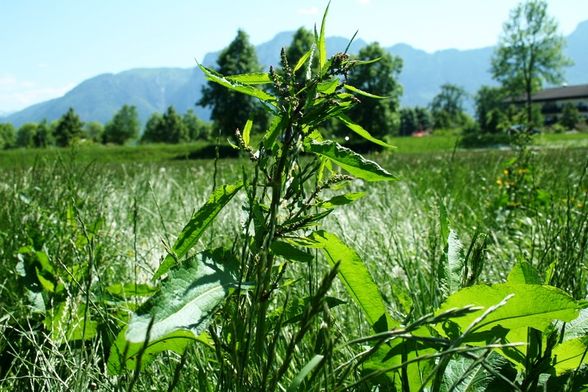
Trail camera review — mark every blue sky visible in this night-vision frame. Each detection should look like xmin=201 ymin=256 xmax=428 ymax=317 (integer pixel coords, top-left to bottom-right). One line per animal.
xmin=1 ymin=0 xmax=587 ymax=113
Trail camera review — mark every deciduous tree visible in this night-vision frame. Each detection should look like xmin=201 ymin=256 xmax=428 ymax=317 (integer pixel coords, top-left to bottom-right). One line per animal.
xmin=199 ymin=30 xmax=268 ymax=136
xmin=103 ymin=105 xmax=140 ymax=145
xmin=430 ymin=84 xmax=468 ymax=129
xmin=491 ymin=0 xmax=572 ymax=129
xmin=345 ymin=42 xmax=403 ymax=138
xmin=54 ymin=107 xmax=83 ymax=147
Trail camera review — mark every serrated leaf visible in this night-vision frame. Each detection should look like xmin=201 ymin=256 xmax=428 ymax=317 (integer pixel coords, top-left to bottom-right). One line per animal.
xmin=153 ymin=182 xmax=243 ymax=280
xmin=110 ymin=251 xmax=236 ymax=373
xmin=227 ymin=72 xmax=271 ymax=85
xmin=306 ymin=230 xmax=396 ymax=332
xmin=343 ymin=84 xmax=387 ymax=99
xmin=336 ymin=114 xmax=394 ymax=149
xmin=306 ymin=140 xmax=397 ymax=182
xmin=440 ymin=229 xmax=464 ymax=296
xmin=198 ymin=64 xmax=276 ymax=103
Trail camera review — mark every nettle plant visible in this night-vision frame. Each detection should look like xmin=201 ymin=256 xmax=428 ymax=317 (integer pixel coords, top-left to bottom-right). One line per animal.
xmin=107 ymin=7 xmax=588 ymax=391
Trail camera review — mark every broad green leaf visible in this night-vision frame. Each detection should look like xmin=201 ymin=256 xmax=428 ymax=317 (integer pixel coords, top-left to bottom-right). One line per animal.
xmin=436 ymin=283 xmax=581 ymax=341
xmin=110 ymin=251 xmax=236 ymax=373
xmin=363 ymin=326 xmax=435 ymax=391
xmin=153 ymin=182 xmax=243 ymax=280
xmin=106 ymin=283 xmax=157 ymax=298
xmin=307 ymin=230 xmax=395 ymax=332
xmin=318 ymin=192 xmax=365 ymax=209
xmin=316 ymin=78 xmax=339 ymax=94
xmin=270 ymin=240 xmax=314 ymax=263
xmin=306 ymin=140 xmax=397 ymax=182
xmin=108 ymin=328 xmax=198 ymax=374
xmin=198 ymin=64 xmax=276 ymax=103
xmin=242 ymin=118 xmax=253 ymax=146
xmin=287 ymin=355 xmax=324 ymax=392
xmin=552 ymin=338 xmax=588 ymax=375
xmin=318 ymin=2 xmax=329 ymax=72
xmin=343 ymin=84 xmax=388 ymax=99
xmin=336 ymin=114 xmax=395 ymax=149
xmin=558 ymin=308 xmax=588 ymax=341
xmin=507 ymin=262 xmax=542 ymax=285
xmin=36 ymin=267 xmax=55 ymax=292
xmin=44 ymin=302 xmax=97 ymax=344
xmin=227 ymin=72 xmax=271 ymax=85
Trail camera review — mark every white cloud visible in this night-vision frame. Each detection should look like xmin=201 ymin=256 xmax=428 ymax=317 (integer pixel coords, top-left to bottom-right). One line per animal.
xmin=357 ymin=0 xmax=371 ymax=5
xmin=297 ymin=6 xmax=320 ymax=16
xmin=0 ymin=76 xmax=75 ymax=112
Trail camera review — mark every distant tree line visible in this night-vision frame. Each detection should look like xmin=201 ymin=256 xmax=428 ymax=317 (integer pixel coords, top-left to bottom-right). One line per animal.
xmin=0 ymin=105 xmax=212 ymax=149
xmin=1 ymin=0 xmax=583 ymax=152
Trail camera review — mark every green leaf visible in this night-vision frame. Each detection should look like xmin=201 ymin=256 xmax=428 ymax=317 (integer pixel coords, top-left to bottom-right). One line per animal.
xmin=198 ymin=64 xmax=276 ymax=103
xmin=507 ymin=262 xmax=542 ymax=284
xmin=44 ymin=302 xmax=97 ymax=344
xmin=318 ymin=2 xmax=330 ymax=72
xmin=440 ymin=229 xmax=464 ymax=297
xmin=270 ymin=241 xmax=314 ymax=263
xmin=108 ymin=328 xmax=198 ymax=374
xmin=293 ymin=46 xmax=314 ymax=73
xmin=110 ymin=251 xmax=236 ymax=373
xmin=552 ymin=338 xmax=588 ymax=375
xmin=306 ymin=230 xmax=396 ymax=332
xmin=435 ymin=283 xmax=581 ymax=342
xmin=318 ymin=192 xmax=365 ymax=209
xmin=287 ymin=355 xmax=324 ymax=392
xmin=336 ymin=114 xmax=395 ymax=149
xmin=227 ymin=72 xmax=272 ymax=85
xmin=263 ymin=115 xmax=286 ymax=150
xmin=242 ymin=118 xmax=253 ymax=146
xmin=306 ymin=140 xmax=397 ymax=182
xmin=343 ymin=84 xmax=388 ymax=99
xmin=441 ymin=352 xmax=515 ymax=392
xmin=316 ymin=78 xmax=339 ymax=94
xmin=106 ymin=283 xmax=157 ymax=298
xmin=153 ymin=182 xmax=243 ymax=280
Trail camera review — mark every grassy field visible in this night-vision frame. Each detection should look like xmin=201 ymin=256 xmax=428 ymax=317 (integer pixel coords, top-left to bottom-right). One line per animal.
xmin=0 ymin=140 xmax=587 ymax=390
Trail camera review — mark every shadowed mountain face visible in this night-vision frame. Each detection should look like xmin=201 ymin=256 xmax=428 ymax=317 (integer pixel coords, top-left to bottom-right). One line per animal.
xmin=4 ymin=22 xmax=587 ymax=127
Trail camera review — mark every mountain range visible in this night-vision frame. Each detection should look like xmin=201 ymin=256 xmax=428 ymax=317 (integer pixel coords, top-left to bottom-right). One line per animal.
xmin=3 ymin=20 xmax=587 ymax=128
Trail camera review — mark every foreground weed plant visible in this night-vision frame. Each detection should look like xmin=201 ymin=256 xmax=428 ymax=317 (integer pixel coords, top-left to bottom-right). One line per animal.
xmin=5 ymin=6 xmax=588 ymax=392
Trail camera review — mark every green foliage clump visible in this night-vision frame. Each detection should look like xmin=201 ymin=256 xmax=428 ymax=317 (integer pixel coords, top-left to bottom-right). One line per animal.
xmin=141 ymin=106 xmax=188 ymax=144
xmin=198 ymin=30 xmax=269 ymax=137
xmin=344 ymin=42 xmax=403 ymax=138
xmin=560 ymin=102 xmax=583 ymax=130
xmin=53 ymin=107 xmax=84 ymax=147
xmin=430 ymin=83 xmax=469 ymax=129
xmin=103 ymin=104 xmax=140 ymax=145
xmin=491 ymin=0 xmax=572 ymax=130
xmin=0 ymin=123 xmax=16 ymax=149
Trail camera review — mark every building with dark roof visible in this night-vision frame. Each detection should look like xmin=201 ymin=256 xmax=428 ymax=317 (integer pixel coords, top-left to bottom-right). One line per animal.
xmin=515 ymin=84 xmax=588 ymax=124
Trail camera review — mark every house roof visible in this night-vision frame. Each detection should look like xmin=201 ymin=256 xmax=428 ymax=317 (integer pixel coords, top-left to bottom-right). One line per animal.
xmin=530 ymin=84 xmax=588 ymax=102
